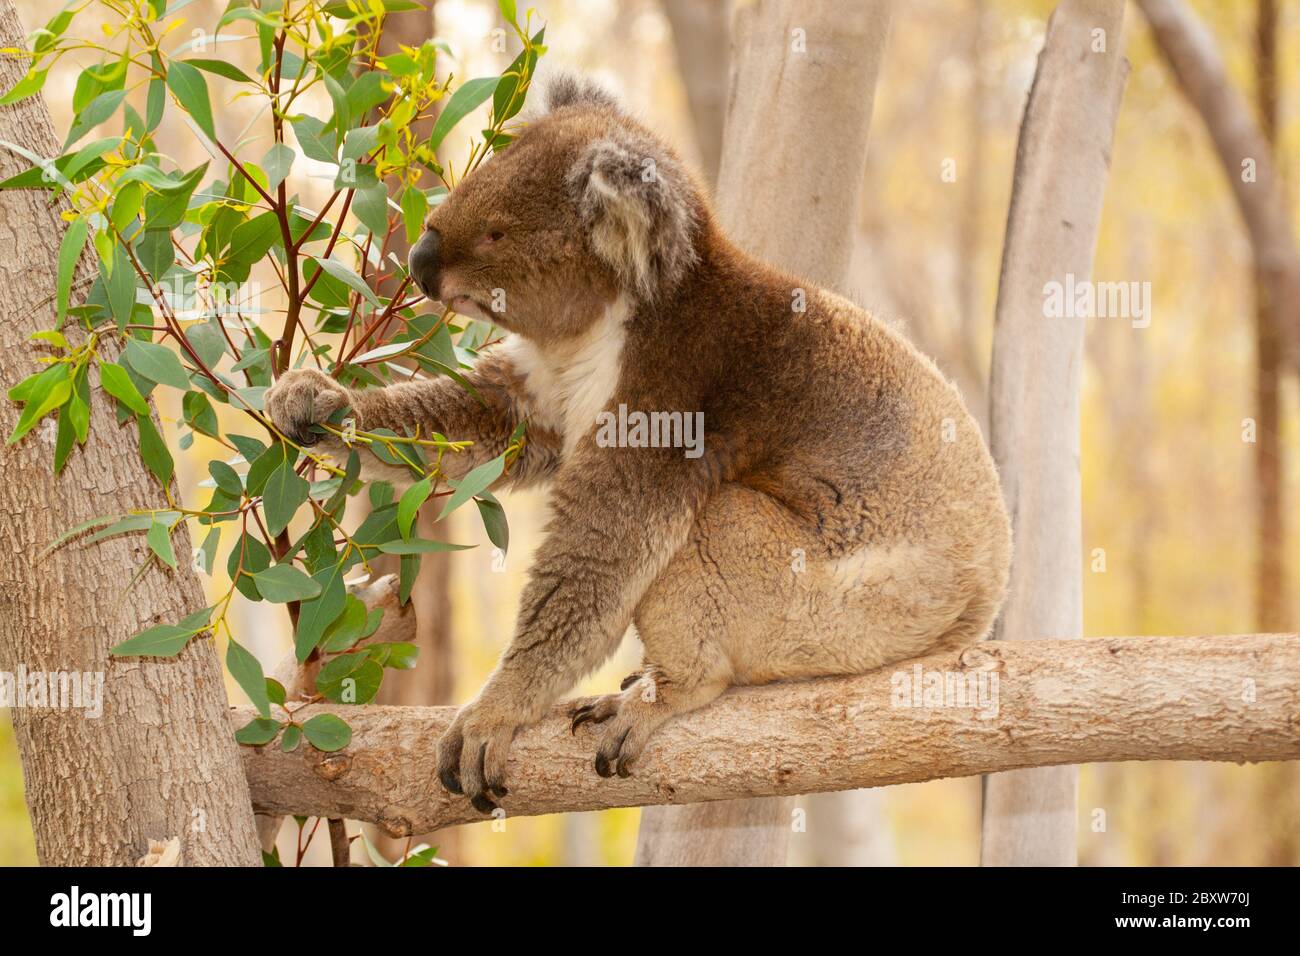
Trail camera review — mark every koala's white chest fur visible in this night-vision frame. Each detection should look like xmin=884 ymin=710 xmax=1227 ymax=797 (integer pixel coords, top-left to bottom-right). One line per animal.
xmin=502 ymin=297 xmax=629 ymax=457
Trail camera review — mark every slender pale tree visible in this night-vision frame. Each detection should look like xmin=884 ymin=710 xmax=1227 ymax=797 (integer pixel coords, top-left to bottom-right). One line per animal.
xmin=635 ymin=0 xmax=895 ymax=867
xmin=981 ymin=0 xmax=1129 ymax=866
xmin=1137 ymin=0 xmax=1300 ymax=373
xmin=660 ymin=0 xmax=729 ymax=187
xmin=0 ymin=0 xmax=261 ymax=866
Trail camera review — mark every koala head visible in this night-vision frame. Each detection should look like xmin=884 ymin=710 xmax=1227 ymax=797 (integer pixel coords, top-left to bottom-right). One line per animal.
xmin=407 ymin=73 xmax=704 ymax=344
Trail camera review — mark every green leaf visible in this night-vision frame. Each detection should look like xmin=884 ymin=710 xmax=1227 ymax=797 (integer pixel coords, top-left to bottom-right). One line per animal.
xmin=166 ymin=60 xmax=216 ymax=140
xmin=350 ymin=182 xmax=389 ymax=239
xmin=101 ymin=240 xmax=136 ymax=330
xmin=0 ymin=68 xmax=49 ymax=106
xmin=280 ymin=724 xmax=302 ymax=752
xmin=251 ymin=564 xmax=322 ymax=603
xmin=125 ymin=338 xmax=190 ymax=390
xmin=146 ymin=519 xmax=177 ymax=569
xmin=438 ymin=453 xmax=506 ymax=519
xmin=227 ymin=637 xmax=271 ymax=717
xmin=56 ymin=218 xmax=88 ymax=324
xmin=262 ymin=143 xmax=294 ymax=190
xmin=428 ymin=77 xmax=500 ymax=153
xmin=302 ymin=713 xmax=352 ymax=752
xmin=309 ymin=256 xmax=380 ymax=307
xmin=371 ymin=641 xmax=418 ymax=670
xmin=320 ymin=659 xmax=381 ymax=704
xmin=319 ymin=595 xmax=371 ymax=653
xmin=235 ymin=717 xmax=282 ymax=746
xmin=263 ymin=460 xmax=309 ymax=536
xmin=65 ymin=90 xmax=128 ymax=148
xmin=110 ymin=605 xmax=212 ymax=657
xmin=294 ymin=560 xmax=347 ymax=661
xmin=6 ymin=362 xmax=71 ymax=444
xmin=378 ymin=538 xmax=473 ymax=555
xmin=290 ymin=115 xmax=337 ymax=164
xmin=208 ymin=459 xmax=243 ymax=496
xmin=143 ymin=162 xmax=207 ymax=230
xmin=185 ymin=58 xmax=253 ymax=83
xmin=185 ymin=321 xmax=226 ymax=368
xmin=136 ymin=416 xmax=175 ymax=485
xmin=98 ymin=361 xmax=149 ymax=416
xmin=476 ymin=492 xmax=509 ymax=552
xmin=397 ymin=477 xmax=431 ymax=539
xmin=401 ymin=185 xmax=428 ymax=245
xmin=246 ymin=441 xmax=293 ymax=496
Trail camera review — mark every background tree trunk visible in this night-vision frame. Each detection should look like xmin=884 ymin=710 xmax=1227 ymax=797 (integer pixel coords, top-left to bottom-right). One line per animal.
xmin=1136 ymin=0 xmax=1300 ymax=373
xmin=660 ymin=0 xmax=729 ymax=187
xmin=634 ymin=0 xmax=895 ymax=867
xmin=0 ymin=0 xmax=261 ymax=866
xmin=1252 ymin=0 xmax=1286 ymax=635
xmin=981 ymin=0 xmax=1129 ymax=867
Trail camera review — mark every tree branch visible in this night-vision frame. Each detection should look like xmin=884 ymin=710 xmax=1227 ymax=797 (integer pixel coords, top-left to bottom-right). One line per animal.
xmin=237 ymin=634 xmax=1300 ymax=835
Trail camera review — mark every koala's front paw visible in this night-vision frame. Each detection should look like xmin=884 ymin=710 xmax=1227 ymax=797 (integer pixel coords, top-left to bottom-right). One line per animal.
xmin=436 ymin=698 xmax=520 ymax=814
xmin=264 ymin=369 xmax=351 ymax=446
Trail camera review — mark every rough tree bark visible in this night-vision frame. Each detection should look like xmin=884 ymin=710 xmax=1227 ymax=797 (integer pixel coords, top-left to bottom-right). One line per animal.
xmin=239 ymin=634 xmax=1300 ymax=832
xmin=1137 ymin=0 xmax=1300 ymax=372
xmin=982 ymin=0 xmax=1128 ymax=867
xmin=0 ymin=0 xmax=260 ymax=866
xmin=660 ymin=0 xmax=729 ymax=187
xmin=634 ymin=0 xmax=895 ymax=867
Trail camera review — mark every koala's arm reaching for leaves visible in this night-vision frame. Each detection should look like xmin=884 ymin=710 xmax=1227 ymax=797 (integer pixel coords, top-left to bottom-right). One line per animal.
xmin=435 ymin=443 xmax=717 ymax=809
xmin=263 ymin=348 xmax=562 ymax=487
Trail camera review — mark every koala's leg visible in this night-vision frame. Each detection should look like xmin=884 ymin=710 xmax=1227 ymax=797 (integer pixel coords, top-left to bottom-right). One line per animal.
xmin=435 ymin=444 xmax=714 ymax=809
xmin=570 ymin=483 xmax=807 ymax=774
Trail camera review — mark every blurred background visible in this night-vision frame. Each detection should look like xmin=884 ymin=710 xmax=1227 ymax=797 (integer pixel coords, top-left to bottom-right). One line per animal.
xmin=2 ymin=0 xmax=1298 ymax=865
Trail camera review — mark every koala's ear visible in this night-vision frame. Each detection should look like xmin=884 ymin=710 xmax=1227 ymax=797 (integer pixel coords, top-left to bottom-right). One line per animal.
xmin=541 ymin=72 xmax=621 ymax=114
xmin=567 ymin=137 xmax=699 ymax=300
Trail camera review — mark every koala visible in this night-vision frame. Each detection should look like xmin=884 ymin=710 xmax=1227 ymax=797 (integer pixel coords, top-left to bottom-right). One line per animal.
xmin=266 ymin=73 xmax=1012 ymax=814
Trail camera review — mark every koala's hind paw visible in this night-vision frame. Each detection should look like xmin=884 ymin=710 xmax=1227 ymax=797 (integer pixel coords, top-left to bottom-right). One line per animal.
xmin=571 ymin=679 xmax=671 ymax=779
xmin=264 ymin=368 xmax=351 ymax=447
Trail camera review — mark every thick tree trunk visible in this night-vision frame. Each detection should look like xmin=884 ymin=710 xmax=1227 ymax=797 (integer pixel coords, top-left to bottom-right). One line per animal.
xmin=982 ymin=0 xmax=1128 ymax=867
xmin=660 ymin=0 xmax=729 ymax=187
xmin=1136 ymin=0 xmax=1300 ymax=372
xmin=635 ymin=0 xmax=894 ymax=867
xmin=240 ymin=634 xmax=1300 ymax=832
xmin=0 ymin=0 xmax=260 ymax=866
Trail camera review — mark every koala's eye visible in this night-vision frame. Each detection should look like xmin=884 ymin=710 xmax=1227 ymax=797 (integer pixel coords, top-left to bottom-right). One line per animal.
xmin=486 ymin=230 xmax=505 ymax=243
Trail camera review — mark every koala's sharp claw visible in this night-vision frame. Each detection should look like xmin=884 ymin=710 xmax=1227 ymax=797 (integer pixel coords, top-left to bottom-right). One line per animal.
xmin=619 ymin=672 xmax=640 ymax=691
xmin=297 ymin=429 xmax=320 ymax=447
xmin=616 ymin=759 xmax=632 ymax=778
xmin=489 ymin=783 xmax=509 ymax=798
xmin=439 ymin=767 xmax=463 ymax=795
xmin=594 ymin=753 xmax=613 ymax=778
xmin=470 ymin=793 xmax=497 ymax=814
xmin=570 ymin=705 xmax=594 ymax=734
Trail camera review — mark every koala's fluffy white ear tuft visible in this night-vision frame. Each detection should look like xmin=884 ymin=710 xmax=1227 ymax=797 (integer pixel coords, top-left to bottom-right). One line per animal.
xmin=541 ymin=72 xmax=621 ymax=114
xmin=567 ymin=136 xmax=700 ymax=300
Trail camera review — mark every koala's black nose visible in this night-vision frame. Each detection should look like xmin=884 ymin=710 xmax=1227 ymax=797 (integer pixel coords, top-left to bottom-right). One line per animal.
xmin=408 ymin=227 xmax=441 ymax=300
